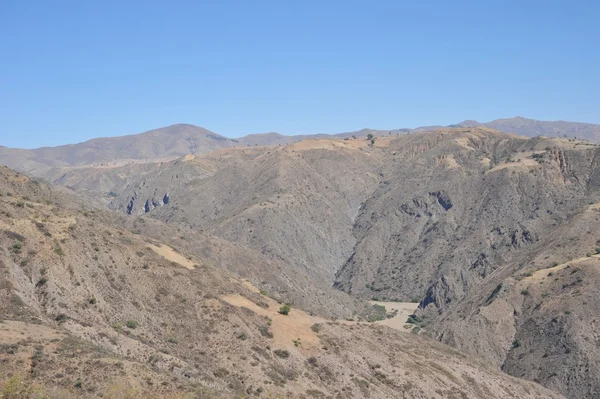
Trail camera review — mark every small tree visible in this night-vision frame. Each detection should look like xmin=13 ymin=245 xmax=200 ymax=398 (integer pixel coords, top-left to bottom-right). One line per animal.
xmin=366 ymin=133 xmax=374 ymax=140
xmin=279 ymin=304 xmax=291 ymax=315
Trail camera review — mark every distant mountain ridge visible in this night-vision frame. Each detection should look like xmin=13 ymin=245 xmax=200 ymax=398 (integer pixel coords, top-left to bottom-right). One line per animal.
xmin=1 ymin=117 xmax=600 ymax=176
xmin=456 ymin=116 xmax=600 ymax=141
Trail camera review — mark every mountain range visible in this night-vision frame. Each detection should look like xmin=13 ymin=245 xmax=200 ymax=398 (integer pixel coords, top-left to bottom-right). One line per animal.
xmin=2 ymin=117 xmax=600 ymax=398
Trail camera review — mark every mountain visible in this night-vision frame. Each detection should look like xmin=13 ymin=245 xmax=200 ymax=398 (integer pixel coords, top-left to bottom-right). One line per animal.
xmin=4 ymin=121 xmax=600 ymax=397
xmin=0 ymin=124 xmax=239 ymax=176
xmin=28 ymin=127 xmax=600 ymax=398
xmin=458 ymin=116 xmax=600 ymax=142
xmin=0 ymin=165 xmax=563 ymax=399
xmin=3 ymin=117 xmax=600 ymax=180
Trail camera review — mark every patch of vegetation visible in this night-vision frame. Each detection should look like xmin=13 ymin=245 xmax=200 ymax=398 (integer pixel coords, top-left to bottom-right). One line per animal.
xmin=367 ymin=304 xmax=388 ymax=322
xmin=406 ymin=314 xmax=422 ymax=325
xmin=293 ymin=338 xmax=301 ymax=347
xmin=10 ymin=242 xmax=22 ymax=254
xmin=311 ymin=323 xmax=322 ymax=333
xmin=274 ymin=349 xmax=290 ymax=358
xmin=520 ymin=289 xmax=530 ymax=296
xmin=512 ymin=340 xmax=521 ymax=348
xmin=259 ymin=325 xmax=273 ymax=338
xmin=213 ymin=368 xmax=229 ymax=378
xmin=278 ymin=304 xmax=291 ymax=315
xmin=126 ymin=320 xmax=137 ymax=329
xmin=88 ymin=296 xmax=97 ymax=305
xmin=36 ymin=277 xmax=48 ymax=287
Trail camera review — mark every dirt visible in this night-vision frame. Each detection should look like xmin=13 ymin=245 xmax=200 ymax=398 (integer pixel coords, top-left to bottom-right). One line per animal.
xmin=147 ymin=244 xmax=197 ymax=269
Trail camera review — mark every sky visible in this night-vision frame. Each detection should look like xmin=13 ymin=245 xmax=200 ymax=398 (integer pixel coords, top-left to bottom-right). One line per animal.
xmin=1 ymin=0 xmax=599 ymax=148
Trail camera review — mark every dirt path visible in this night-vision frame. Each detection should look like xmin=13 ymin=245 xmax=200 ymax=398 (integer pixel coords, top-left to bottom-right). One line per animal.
xmin=0 ymin=320 xmax=64 ymax=344
xmin=523 ymin=254 xmax=600 ymax=283
xmin=148 ymin=244 xmax=196 ymax=269
xmin=222 ymin=283 xmax=419 ymax=354
xmin=221 ymin=293 xmax=327 ymax=354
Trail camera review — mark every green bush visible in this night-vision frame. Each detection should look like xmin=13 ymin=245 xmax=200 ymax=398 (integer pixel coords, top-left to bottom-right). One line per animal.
xmin=278 ymin=304 xmax=291 ymax=315
xmin=126 ymin=320 xmax=137 ymax=329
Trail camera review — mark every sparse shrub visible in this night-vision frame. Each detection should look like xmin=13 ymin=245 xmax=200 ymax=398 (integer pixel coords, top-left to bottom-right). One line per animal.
xmin=74 ymin=379 xmax=82 ymax=389
xmin=10 ymin=242 xmax=22 ymax=254
xmin=55 ymin=313 xmax=67 ymax=322
xmin=259 ymin=289 xmax=268 ymax=296
xmin=293 ymin=338 xmax=301 ymax=347
xmin=274 ymin=349 xmax=290 ymax=358
xmin=311 ymin=323 xmax=322 ymax=333
xmin=54 ymin=246 xmax=64 ymax=256
xmin=88 ymin=296 xmax=97 ymax=305
xmin=236 ymin=331 xmax=248 ymax=340
xmin=520 ymin=289 xmax=530 ymax=296
xmin=126 ymin=320 xmax=137 ymax=329
xmin=512 ymin=340 xmax=521 ymax=348
xmin=259 ymin=325 xmax=273 ymax=338
xmin=213 ymin=368 xmax=229 ymax=378
xmin=36 ymin=277 xmax=48 ymax=287
xmin=278 ymin=304 xmax=291 ymax=315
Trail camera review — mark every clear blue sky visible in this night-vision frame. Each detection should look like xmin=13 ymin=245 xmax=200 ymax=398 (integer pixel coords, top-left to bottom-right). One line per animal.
xmin=1 ymin=1 xmax=599 ymax=148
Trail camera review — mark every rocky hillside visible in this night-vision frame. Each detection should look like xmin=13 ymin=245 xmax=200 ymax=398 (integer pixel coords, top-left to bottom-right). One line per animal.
xmin=0 ymin=166 xmax=563 ymax=398
xmin=0 ymin=124 xmax=392 ymax=177
xmin=457 ymin=116 xmax=600 ymax=142
xmin=2 ymin=117 xmax=599 ymax=179
xmin=26 ymin=127 xmax=600 ymax=398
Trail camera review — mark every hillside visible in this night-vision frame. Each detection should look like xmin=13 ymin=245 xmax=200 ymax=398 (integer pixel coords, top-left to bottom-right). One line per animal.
xmin=26 ymin=127 xmax=600 ymax=398
xmin=0 ymin=165 xmax=564 ymax=398
xmin=457 ymin=116 xmax=600 ymax=142
xmin=2 ymin=117 xmax=600 ymax=180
